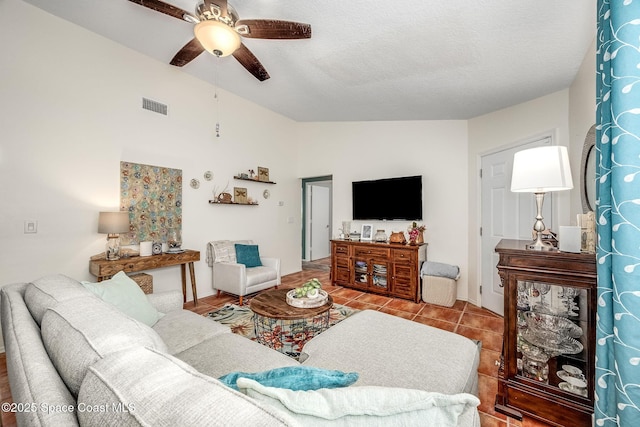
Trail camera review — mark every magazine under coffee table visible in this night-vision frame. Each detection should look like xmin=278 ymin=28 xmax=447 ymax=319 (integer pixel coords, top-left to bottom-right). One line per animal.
xmin=250 ymin=288 xmax=333 ymax=358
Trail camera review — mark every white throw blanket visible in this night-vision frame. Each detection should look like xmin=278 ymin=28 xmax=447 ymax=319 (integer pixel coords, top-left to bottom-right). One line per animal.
xmin=238 ymin=377 xmax=480 ymax=426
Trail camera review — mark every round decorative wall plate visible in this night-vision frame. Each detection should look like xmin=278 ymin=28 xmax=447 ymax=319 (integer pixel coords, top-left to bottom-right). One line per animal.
xmin=204 ymin=171 xmax=213 ymax=181
xmin=263 ymin=189 xmax=270 ymax=199
xmin=190 ymin=178 xmax=200 ymax=189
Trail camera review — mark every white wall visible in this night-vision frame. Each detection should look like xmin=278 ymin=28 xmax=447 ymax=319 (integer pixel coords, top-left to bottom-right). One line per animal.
xmin=295 ymin=121 xmax=470 ymax=301
xmin=467 ymin=91 xmax=572 ymax=305
xmin=466 ymin=37 xmax=596 ymax=308
xmin=569 ymin=37 xmax=597 ymax=217
xmin=0 ymin=0 xmax=596 ymax=315
xmin=0 ymin=0 xmax=302 ymax=298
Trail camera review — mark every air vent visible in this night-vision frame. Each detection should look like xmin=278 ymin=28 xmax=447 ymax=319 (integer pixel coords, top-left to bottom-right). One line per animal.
xmin=142 ymin=98 xmax=168 ymax=116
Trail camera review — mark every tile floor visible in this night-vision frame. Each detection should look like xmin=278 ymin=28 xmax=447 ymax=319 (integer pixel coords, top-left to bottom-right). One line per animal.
xmin=0 ymin=265 xmax=554 ymax=427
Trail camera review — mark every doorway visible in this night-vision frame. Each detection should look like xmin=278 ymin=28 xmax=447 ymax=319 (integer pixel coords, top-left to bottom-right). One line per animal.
xmin=480 ymin=135 xmax=552 ymax=315
xmin=301 ymin=176 xmax=332 ymax=263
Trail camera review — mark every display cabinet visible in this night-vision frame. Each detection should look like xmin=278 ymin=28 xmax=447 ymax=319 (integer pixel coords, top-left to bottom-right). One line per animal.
xmin=330 ymin=240 xmax=426 ymax=302
xmin=494 ymin=239 xmax=596 ymax=426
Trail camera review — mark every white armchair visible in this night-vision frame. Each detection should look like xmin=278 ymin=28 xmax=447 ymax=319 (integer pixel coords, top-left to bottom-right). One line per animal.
xmin=206 ymin=240 xmax=281 ymax=305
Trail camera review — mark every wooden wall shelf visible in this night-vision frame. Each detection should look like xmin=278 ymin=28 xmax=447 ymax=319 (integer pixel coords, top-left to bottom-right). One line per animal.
xmin=209 ymin=200 xmax=259 ymax=206
xmin=233 ymin=176 xmax=276 ymax=184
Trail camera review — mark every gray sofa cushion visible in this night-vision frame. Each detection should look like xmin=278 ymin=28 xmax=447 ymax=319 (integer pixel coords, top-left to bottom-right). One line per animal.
xmin=24 ymin=274 xmax=95 ymax=326
xmin=77 ymin=347 xmax=298 ymax=427
xmin=41 ymin=297 xmax=168 ymax=397
xmin=153 ymin=309 xmax=231 ymax=354
xmin=176 ymin=333 xmax=299 ymax=379
xmin=145 ymin=290 xmax=184 ymax=314
xmin=301 ymin=310 xmax=480 ymax=396
xmin=1 ymin=284 xmax=79 ymax=427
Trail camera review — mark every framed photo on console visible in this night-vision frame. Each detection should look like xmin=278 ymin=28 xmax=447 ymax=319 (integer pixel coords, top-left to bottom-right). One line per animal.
xmin=361 ymin=224 xmax=373 ymax=241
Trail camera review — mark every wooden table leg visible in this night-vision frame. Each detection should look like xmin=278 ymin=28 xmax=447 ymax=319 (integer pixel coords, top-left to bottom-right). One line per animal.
xmin=188 ymin=262 xmax=198 ymax=306
xmin=180 ymin=263 xmax=187 ymax=303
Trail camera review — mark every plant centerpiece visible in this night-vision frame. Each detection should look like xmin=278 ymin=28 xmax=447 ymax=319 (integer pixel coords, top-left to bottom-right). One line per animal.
xmin=286 ymin=278 xmax=329 ymax=308
xmin=407 ymin=222 xmax=426 ymax=245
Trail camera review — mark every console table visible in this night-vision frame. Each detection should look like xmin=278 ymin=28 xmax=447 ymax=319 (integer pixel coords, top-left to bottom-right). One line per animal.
xmin=89 ymin=250 xmax=200 ymax=306
xmin=331 ymin=240 xmax=426 ymax=302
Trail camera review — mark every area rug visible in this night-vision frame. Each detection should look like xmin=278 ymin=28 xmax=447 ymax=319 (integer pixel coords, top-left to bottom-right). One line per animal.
xmin=206 ymin=303 xmax=358 ymax=357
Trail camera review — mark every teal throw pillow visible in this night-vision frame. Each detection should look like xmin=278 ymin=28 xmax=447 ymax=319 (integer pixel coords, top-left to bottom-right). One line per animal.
xmin=82 ymin=271 xmax=162 ymax=327
xmin=235 ymin=244 xmax=263 ymax=268
xmin=218 ymin=366 xmax=359 ymax=391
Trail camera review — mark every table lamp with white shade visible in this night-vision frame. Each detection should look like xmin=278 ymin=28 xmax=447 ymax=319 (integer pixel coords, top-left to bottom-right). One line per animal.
xmin=98 ymin=211 xmax=130 ymax=260
xmin=510 ymin=145 xmax=574 ymax=251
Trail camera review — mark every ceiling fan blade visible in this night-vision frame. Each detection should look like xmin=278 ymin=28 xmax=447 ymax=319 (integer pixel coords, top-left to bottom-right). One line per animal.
xmin=232 ymin=44 xmax=270 ymax=81
xmin=235 ymin=20 xmax=312 ymax=39
xmin=170 ymin=38 xmax=205 ymax=67
xmin=128 ymin=0 xmax=197 ymax=22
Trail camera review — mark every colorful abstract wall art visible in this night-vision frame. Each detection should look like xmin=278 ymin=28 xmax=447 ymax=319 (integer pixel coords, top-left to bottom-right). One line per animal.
xmin=120 ymin=161 xmax=182 ymax=245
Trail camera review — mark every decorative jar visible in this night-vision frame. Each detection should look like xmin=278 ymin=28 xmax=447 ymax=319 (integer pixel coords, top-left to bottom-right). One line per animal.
xmin=374 ymin=229 xmax=387 ymax=242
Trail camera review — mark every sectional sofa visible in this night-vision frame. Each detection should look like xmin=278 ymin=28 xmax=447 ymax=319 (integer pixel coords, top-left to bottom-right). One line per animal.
xmin=1 ymin=273 xmax=481 ymax=426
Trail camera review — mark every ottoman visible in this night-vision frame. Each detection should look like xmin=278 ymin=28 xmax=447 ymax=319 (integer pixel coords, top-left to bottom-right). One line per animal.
xmin=422 ymin=275 xmax=458 ymax=307
xmin=299 ymin=309 xmax=480 ymax=396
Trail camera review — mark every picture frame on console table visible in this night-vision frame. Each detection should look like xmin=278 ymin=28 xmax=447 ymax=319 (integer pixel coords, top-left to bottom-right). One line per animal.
xmin=361 ymin=224 xmax=373 ymax=241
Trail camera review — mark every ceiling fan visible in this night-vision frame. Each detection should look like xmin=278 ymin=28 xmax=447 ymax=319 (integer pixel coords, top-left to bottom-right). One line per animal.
xmin=129 ymin=0 xmax=312 ymax=81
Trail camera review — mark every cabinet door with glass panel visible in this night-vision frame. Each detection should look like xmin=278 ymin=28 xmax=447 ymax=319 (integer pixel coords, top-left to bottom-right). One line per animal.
xmin=352 ymin=256 xmax=390 ymax=293
xmin=351 ymin=246 xmax=390 ymax=293
xmin=516 ymin=280 xmax=590 ymax=398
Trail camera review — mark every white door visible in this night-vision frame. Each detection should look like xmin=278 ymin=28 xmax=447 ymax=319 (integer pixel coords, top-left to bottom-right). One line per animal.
xmin=480 ymin=137 xmax=552 ymax=315
xmin=309 ymin=184 xmax=331 ymax=260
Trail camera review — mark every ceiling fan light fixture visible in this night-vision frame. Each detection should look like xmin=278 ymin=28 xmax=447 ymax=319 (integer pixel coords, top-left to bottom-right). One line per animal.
xmin=194 ymin=20 xmax=241 ymax=57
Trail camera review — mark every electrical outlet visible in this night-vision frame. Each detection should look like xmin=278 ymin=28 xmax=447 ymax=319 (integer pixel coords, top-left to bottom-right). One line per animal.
xmin=24 ymin=220 xmax=38 ymax=234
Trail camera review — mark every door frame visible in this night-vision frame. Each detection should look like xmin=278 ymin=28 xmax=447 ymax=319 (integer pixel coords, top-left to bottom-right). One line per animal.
xmin=301 ymin=175 xmax=333 ymax=261
xmin=475 ymin=130 xmax=558 ymax=309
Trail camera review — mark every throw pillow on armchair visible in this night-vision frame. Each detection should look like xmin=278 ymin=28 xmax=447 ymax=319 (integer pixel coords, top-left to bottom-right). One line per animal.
xmin=235 ymin=244 xmax=263 ymax=268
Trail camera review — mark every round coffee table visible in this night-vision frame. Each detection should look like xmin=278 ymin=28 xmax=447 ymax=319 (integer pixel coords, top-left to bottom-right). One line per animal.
xmin=250 ymin=288 xmax=333 ymax=357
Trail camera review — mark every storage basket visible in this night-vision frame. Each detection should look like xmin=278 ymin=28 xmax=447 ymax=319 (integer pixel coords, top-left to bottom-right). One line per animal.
xmin=422 ymin=275 xmax=457 ymax=307
xmin=129 ymin=273 xmax=153 ymax=294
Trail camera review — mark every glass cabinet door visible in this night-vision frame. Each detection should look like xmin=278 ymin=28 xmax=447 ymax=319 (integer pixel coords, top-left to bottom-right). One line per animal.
xmin=353 ymin=259 xmax=369 ymax=287
xmin=352 ymin=258 xmax=389 ymax=291
xmin=371 ymin=261 xmax=388 ymax=290
xmin=516 ymin=280 xmax=589 ymax=398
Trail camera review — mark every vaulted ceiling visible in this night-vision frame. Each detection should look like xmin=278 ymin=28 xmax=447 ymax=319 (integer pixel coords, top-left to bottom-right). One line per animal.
xmin=22 ymin=0 xmax=595 ymax=122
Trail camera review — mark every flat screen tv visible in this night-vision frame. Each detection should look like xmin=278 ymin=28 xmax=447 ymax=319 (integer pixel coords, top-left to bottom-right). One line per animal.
xmin=352 ymin=175 xmax=423 ymax=220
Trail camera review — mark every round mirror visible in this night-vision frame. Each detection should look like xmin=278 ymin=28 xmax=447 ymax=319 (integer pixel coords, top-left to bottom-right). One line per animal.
xmin=580 ymin=125 xmax=596 ymax=213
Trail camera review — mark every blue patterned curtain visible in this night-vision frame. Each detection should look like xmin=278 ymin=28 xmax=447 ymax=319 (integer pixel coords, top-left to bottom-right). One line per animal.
xmin=595 ymin=1 xmax=640 ymax=426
